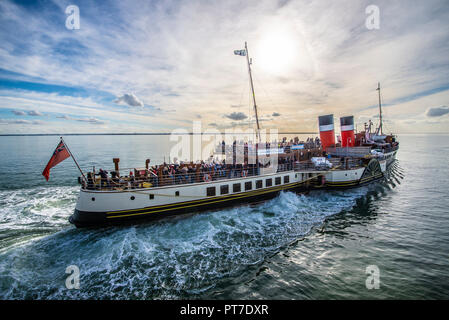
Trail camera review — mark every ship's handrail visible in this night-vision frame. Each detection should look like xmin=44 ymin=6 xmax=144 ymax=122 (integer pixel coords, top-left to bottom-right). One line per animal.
xmin=82 ymin=166 xmax=289 ymax=191
xmin=293 ymin=158 xmax=362 ymax=171
xmin=383 ymin=144 xmax=399 ymax=154
xmin=80 ymin=158 xmax=364 ymax=191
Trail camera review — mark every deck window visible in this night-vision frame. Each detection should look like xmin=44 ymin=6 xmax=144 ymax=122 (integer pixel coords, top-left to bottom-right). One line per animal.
xmin=175 ymin=191 xmax=180 ymax=196
xmin=233 ymin=183 xmax=241 ymax=193
xmin=206 ymin=187 xmax=216 ymax=197
xmin=245 ymin=181 xmax=252 ymax=191
xmin=256 ymin=180 xmax=263 ymax=189
xmin=149 ymin=194 xmax=154 ymax=200
xmin=284 ymin=175 xmax=290 ymax=184
xmin=266 ymin=178 xmax=272 ymax=187
xmin=220 ymin=185 xmax=229 ymax=195
xmin=275 ymin=177 xmax=281 ymax=185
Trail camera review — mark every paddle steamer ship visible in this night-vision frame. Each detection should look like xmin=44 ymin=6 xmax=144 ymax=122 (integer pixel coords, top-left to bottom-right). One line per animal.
xmin=67 ymin=43 xmax=398 ymax=227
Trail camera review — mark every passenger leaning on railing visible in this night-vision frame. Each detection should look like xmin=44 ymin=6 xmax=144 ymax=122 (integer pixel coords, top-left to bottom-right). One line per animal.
xmin=128 ymin=171 xmax=136 ymax=189
xmin=95 ymin=169 xmax=109 ymax=189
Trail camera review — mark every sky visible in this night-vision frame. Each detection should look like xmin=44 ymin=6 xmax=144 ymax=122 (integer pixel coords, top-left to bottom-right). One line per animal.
xmin=0 ymin=0 xmax=448 ymax=134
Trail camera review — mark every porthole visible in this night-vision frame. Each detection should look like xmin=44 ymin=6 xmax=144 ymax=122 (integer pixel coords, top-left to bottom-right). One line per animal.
xmin=175 ymin=191 xmax=180 ymax=196
xmin=130 ymin=196 xmax=135 ymax=200
xmin=91 ymin=197 xmax=95 ymax=201
xmin=149 ymin=194 xmax=154 ymax=200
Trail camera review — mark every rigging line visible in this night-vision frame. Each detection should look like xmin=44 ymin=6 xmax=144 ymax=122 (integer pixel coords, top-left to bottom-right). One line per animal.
xmin=234 ymin=66 xmax=250 ymax=141
xmin=379 ymin=89 xmax=385 ymax=133
xmin=237 ymin=68 xmax=249 ymax=112
xmin=249 ymin=77 xmax=252 ymax=141
xmin=379 ymin=89 xmax=391 ymax=134
xmin=252 ymin=72 xmax=279 ymax=111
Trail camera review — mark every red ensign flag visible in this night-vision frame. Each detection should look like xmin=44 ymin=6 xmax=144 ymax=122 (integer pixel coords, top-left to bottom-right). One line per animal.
xmin=42 ymin=140 xmax=70 ymax=181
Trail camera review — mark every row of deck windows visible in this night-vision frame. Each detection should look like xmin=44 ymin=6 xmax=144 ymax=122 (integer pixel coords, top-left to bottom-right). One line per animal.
xmin=137 ymin=175 xmax=292 ymax=201
xmin=206 ymin=175 xmax=290 ymax=197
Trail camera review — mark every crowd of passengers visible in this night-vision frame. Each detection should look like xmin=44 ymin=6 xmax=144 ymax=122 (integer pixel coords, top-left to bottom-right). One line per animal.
xmin=85 ymin=160 xmax=265 ymax=190
xmin=83 ymin=137 xmax=323 ymax=190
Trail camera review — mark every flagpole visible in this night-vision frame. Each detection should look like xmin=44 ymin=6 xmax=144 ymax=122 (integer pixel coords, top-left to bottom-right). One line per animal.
xmin=60 ymin=137 xmax=87 ymax=183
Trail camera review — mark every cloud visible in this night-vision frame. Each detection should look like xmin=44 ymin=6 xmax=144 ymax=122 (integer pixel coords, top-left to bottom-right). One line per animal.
xmin=76 ymin=118 xmax=106 ymax=124
xmin=56 ymin=115 xmax=73 ymax=120
xmin=114 ymin=93 xmax=144 ymax=107
xmin=11 ymin=110 xmax=26 ymax=116
xmin=225 ymin=112 xmax=248 ymax=121
xmin=426 ymin=106 xmax=449 ymax=117
xmin=27 ymin=110 xmax=43 ymax=116
xmin=1 ymin=0 xmax=449 ymax=133
xmin=57 ymin=114 xmax=104 ymax=124
xmin=272 ymin=112 xmax=281 ymax=117
xmin=0 ymin=119 xmax=43 ymax=125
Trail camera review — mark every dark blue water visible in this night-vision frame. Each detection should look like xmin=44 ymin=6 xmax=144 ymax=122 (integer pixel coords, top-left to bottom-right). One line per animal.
xmin=0 ymin=134 xmax=448 ymax=299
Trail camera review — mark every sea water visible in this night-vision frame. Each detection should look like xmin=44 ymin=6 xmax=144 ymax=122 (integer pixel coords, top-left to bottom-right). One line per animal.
xmin=0 ymin=134 xmax=448 ymax=299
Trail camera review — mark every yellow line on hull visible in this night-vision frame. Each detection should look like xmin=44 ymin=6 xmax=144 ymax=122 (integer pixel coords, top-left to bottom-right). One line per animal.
xmin=106 ymin=181 xmax=303 ymax=219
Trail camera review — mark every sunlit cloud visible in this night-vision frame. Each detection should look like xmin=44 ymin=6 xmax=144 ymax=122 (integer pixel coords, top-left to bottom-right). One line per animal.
xmin=114 ymin=93 xmax=144 ymax=107
xmin=27 ymin=110 xmax=43 ymax=116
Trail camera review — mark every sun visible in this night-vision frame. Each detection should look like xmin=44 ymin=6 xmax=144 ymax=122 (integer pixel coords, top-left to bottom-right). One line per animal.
xmin=255 ymin=27 xmax=300 ymax=75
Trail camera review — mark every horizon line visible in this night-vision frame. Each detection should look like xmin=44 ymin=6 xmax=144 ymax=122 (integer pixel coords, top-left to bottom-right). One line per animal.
xmin=0 ymin=132 xmax=319 ymax=136
xmin=0 ymin=132 xmax=447 ymax=137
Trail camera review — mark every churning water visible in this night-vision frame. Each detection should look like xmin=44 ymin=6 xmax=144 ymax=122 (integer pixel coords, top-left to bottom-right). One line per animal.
xmin=0 ymin=134 xmax=448 ymax=299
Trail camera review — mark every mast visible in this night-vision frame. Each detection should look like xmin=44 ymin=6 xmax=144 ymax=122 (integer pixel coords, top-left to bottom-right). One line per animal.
xmin=376 ymin=82 xmax=383 ymax=135
xmin=245 ymin=42 xmax=261 ymax=143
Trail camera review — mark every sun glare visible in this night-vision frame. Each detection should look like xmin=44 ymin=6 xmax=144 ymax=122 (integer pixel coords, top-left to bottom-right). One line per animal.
xmin=256 ymin=28 xmax=300 ymax=75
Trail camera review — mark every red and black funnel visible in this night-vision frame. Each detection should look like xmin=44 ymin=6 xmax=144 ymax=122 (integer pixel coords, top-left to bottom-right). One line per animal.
xmin=340 ymin=116 xmax=355 ymax=147
xmin=318 ymin=114 xmax=335 ymax=150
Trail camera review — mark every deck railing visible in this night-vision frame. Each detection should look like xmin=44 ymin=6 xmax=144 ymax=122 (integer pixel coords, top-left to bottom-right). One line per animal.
xmin=80 ymin=158 xmax=363 ymax=191
xmin=82 ymin=166 xmax=278 ymax=191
